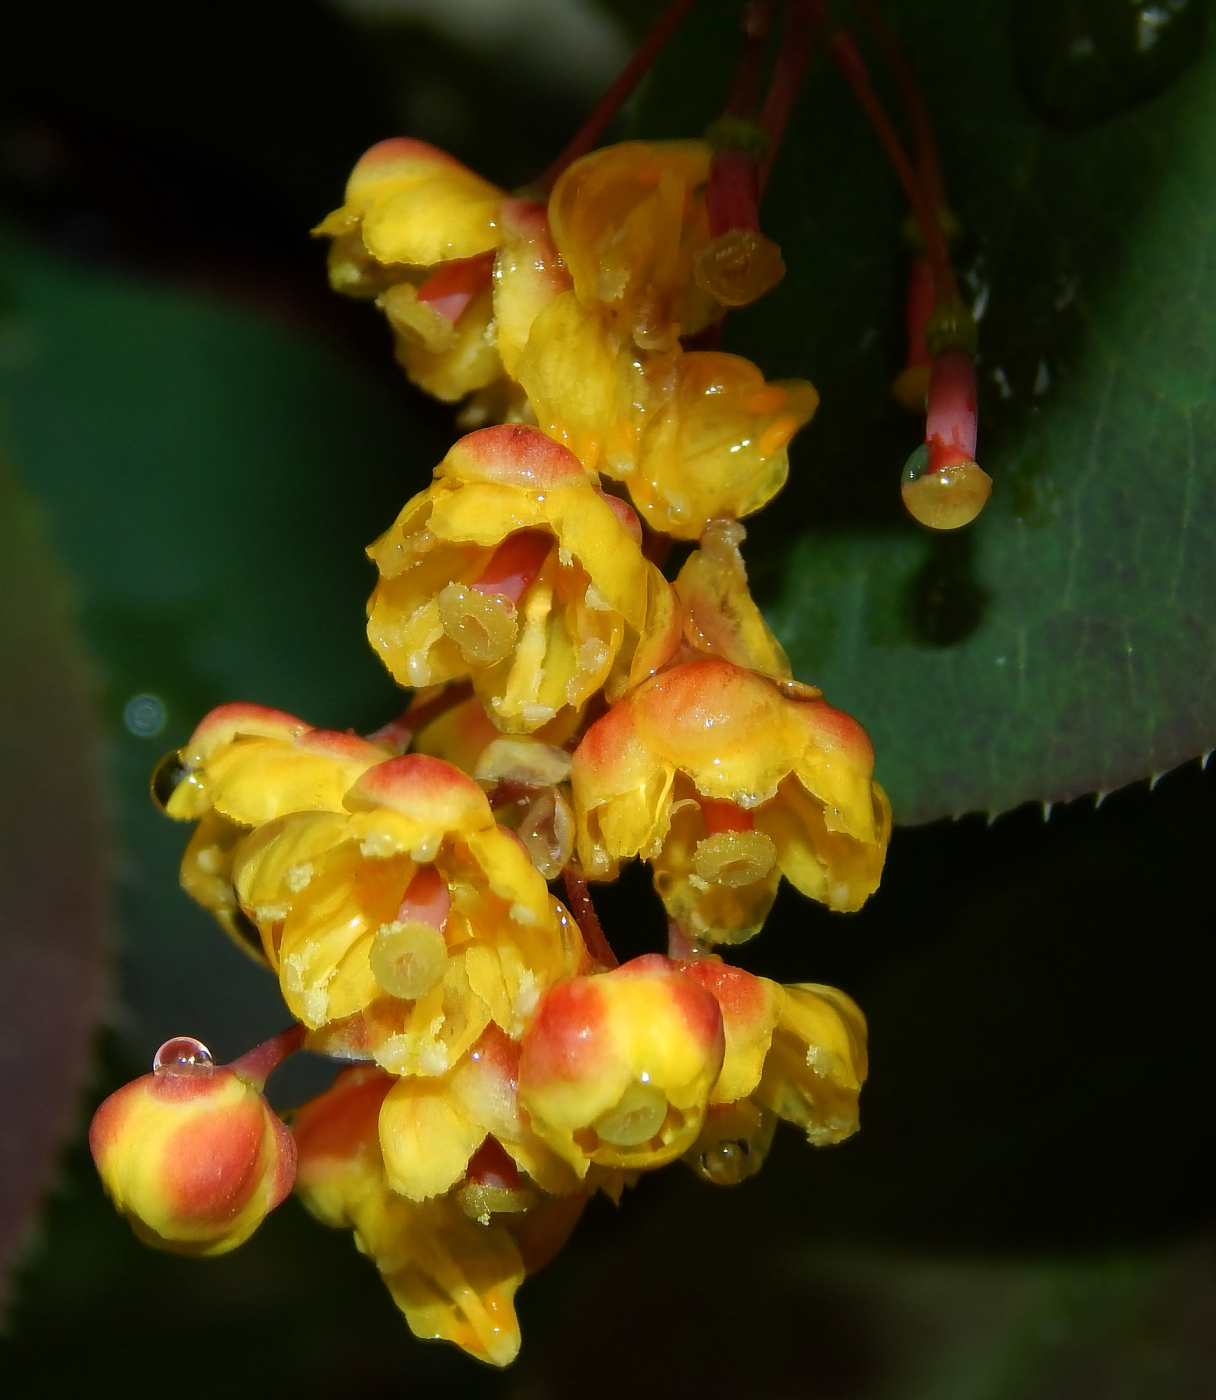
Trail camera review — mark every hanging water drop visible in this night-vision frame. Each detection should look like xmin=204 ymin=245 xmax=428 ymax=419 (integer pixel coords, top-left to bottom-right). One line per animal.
xmin=150 ymin=749 xmax=188 ymax=810
xmin=902 ymin=445 xmax=992 ymax=531
xmin=153 ymin=1036 xmax=214 ymax=1075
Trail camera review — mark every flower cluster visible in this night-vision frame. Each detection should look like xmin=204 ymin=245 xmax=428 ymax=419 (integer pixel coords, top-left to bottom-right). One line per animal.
xmin=96 ymin=57 xmax=896 ymax=1367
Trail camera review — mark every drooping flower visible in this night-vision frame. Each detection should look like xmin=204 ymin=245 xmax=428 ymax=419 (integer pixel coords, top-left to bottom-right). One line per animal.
xmin=518 ymin=954 xmax=725 ymax=1175
xmin=366 ymin=423 xmax=680 ymax=734
xmin=230 ymin=753 xmax=589 ymax=1073
xmin=572 ymin=658 xmax=891 ymax=944
xmin=292 ymin=1063 xmax=586 ymax=1368
xmin=156 ymin=703 xmax=389 ymax=957
xmin=675 ymin=964 xmax=867 ymax=1181
xmin=547 ymin=139 xmax=720 ymax=351
xmin=314 ymin=138 xmax=506 ymax=403
xmin=89 ymin=1039 xmax=296 ymax=1257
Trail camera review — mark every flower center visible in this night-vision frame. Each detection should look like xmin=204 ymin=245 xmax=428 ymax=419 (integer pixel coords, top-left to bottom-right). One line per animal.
xmin=594 ymin=1081 xmax=669 ymax=1147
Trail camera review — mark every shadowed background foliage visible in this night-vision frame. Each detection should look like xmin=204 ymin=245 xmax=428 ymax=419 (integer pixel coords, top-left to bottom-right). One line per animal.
xmin=1 ymin=1 xmax=1214 ymax=1395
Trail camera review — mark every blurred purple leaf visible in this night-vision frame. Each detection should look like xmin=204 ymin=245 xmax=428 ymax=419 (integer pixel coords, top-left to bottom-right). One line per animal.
xmin=0 ymin=461 xmax=107 ymax=1304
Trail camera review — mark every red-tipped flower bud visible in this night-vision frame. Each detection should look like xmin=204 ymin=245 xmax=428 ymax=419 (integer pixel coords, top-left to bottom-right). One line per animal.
xmin=89 ymin=1036 xmax=296 ymax=1257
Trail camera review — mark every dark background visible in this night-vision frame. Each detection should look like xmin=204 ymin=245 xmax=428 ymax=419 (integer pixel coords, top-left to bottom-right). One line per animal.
xmin=1 ymin=2 xmax=1214 ymax=1395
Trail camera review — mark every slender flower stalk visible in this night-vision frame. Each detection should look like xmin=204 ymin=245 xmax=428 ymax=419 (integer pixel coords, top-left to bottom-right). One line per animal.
xmin=533 ymin=0 xmax=703 ymax=193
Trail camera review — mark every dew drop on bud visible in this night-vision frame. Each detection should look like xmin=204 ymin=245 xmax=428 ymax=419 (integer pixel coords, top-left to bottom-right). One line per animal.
xmin=153 ymin=1036 xmax=214 ymax=1075
xmin=901 ymin=445 xmax=992 ymax=531
xmin=150 ymin=750 xmax=188 ymax=810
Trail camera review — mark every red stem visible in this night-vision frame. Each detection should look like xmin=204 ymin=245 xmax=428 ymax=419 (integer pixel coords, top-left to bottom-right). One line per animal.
xmin=723 ymin=0 xmax=775 ymax=119
xmin=758 ymin=0 xmax=823 ymax=192
xmin=849 ymin=0 xmax=945 ymax=212
xmin=533 ymin=0 xmax=703 ymax=194
xmin=368 ymin=680 xmax=473 ymax=756
xmin=925 ymin=349 xmax=978 ymax=470
xmin=562 ymin=868 xmax=619 ymax=969
xmin=229 ymin=1024 xmax=305 ymax=1090
xmin=825 ymin=25 xmax=957 ymax=302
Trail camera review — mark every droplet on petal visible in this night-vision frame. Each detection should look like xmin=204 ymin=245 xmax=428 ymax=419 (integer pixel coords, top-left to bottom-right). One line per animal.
xmin=370 ymin=921 xmax=449 ymax=1000
xmin=152 ymin=1036 xmax=214 ymax=1075
xmin=438 ymin=583 xmax=519 ymax=667
xmin=901 ymin=445 xmax=992 ymax=531
xmin=150 ymin=750 xmax=189 ymax=810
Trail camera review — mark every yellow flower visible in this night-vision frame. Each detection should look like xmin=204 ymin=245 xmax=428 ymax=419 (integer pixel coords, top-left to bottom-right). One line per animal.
xmin=89 ymin=1052 xmax=295 ymax=1257
xmin=289 ymin=1058 xmax=584 ymax=1366
xmin=378 ymin=1024 xmax=579 ymax=1201
xmin=548 ymin=140 xmax=720 ymax=351
xmin=230 ymin=753 xmax=589 ymax=1073
xmin=314 ymin=137 xmax=507 ymax=403
xmin=366 ymin=423 xmax=681 ymax=734
xmin=156 ymin=703 xmax=389 ymax=957
xmin=675 ymin=966 xmax=867 ymax=1181
xmin=517 ymin=954 xmax=724 ymax=1175
xmin=516 ymin=304 xmax=815 ymax=536
xmin=754 ymin=982 xmax=868 ymax=1146
xmin=572 ymin=658 xmax=891 ymax=943
xmin=607 ymin=351 xmax=818 ymax=540
xmin=493 ymin=197 xmax=574 ymax=382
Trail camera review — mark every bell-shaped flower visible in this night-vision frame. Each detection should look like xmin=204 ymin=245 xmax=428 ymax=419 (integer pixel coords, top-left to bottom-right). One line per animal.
xmin=90 ymin=1041 xmax=296 ymax=1257
xmin=517 ymin=302 xmax=815 ymax=536
xmin=753 ymin=982 xmax=868 ymax=1145
xmin=572 ymin=658 xmax=891 ymax=944
xmin=607 ymin=351 xmax=818 ymax=540
xmin=315 ymin=138 xmax=507 ymax=403
xmin=677 ymin=969 xmax=867 ymax=1179
xmin=518 ymin=954 xmax=724 ymax=1175
xmin=548 ymin=139 xmax=720 ymax=351
xmin=292 ymin=1064 xmax=577 ymax=1368
xmin=230 ymin=754 xmax=589 ymax=1074
xmin=366 ymin=424 xmax=680 ymax=734
xmin=156 ymin=703 xmax=389 ymax=957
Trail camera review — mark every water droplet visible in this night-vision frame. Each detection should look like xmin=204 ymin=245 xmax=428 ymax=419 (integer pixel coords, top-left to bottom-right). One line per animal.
xmin=1013 ymin=0 xmax=1206 ymax=130
xmin=150 ymin=749 xmax=188 ymax=810
xmin=153 ymin=1036 xmax=214 ymax=1075
xmin=902 ymin=447 xmax=993 ymax=532
xmin=123 ymin=693 xmax=166 ymax=737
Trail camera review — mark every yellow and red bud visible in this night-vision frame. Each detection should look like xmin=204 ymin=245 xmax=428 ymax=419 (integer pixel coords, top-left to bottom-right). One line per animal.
xmin=89 ymin=1036 xmax=296 ymax=1257
xmin=518 ymin=955 xmax=724 ymax=1173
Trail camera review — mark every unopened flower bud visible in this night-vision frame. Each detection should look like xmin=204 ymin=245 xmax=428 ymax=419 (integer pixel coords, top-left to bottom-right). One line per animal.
xmin=89 ymin=1036 xmax=296 ymax=1257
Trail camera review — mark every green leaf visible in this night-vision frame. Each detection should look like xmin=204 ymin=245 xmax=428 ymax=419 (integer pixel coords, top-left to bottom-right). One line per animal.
xmin=640 ymin=0 xmax=1216 ymax=821
xmin=0 ymin=460 xmax=106 ymax=1304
